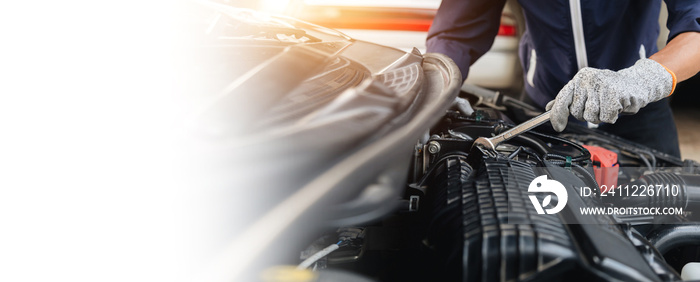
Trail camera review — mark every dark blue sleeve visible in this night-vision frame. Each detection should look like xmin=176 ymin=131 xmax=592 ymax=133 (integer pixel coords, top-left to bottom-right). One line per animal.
xmin=664 ymin=0 xmax=700 ymax=42
xmin=426 ymin=0 xmax=507 ymax=81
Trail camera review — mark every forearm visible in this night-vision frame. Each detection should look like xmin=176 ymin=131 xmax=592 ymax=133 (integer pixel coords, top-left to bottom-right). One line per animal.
xmin=650 ymin=32 xmax=700 ymax=81
xmin=426 ymin=0 xmax=506 ymax=80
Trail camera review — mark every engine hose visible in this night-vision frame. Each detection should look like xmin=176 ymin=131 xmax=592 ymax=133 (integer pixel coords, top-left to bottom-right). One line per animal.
xmin=605 ymin=172 xmax=700 ymax=209
xmin=646 ymin=224 xmax=700 ymax=254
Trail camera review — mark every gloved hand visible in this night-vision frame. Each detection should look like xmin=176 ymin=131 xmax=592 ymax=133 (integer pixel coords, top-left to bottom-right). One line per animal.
xmin=545 ymin=58 xmax=676 ymax=132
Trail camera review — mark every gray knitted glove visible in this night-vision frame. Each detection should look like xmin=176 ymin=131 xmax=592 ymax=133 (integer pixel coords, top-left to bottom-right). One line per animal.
xmin=545 ymin=58 xmax=675 ymax=132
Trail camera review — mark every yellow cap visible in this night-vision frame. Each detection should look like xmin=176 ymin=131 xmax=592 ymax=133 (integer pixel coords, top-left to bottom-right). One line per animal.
xmin=260 ymin=266 xmax=316 ymax=282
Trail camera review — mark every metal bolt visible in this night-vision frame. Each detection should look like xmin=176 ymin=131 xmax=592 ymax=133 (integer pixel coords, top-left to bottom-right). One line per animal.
xmin=427 ymin=141 xmax=441 ymax=154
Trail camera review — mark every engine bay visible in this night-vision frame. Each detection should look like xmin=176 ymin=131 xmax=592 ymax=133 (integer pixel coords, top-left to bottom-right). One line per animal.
xmin=291 ymin=87 xmax=700 ymax=281
xmin=186 ymin=7 xmax=700 ymax=279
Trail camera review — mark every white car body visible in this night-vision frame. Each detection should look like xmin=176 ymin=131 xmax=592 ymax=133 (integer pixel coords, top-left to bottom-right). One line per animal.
xmin=283 ymin=0 xmax=522 ymax=91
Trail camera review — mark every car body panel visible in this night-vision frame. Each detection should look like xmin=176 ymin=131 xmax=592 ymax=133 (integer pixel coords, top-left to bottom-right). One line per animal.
xmin=283 ymin=0 xmax=522 ymax=90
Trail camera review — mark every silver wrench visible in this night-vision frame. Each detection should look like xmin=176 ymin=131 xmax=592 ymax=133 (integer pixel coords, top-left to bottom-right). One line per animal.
xmin=472 ymin=110 xmax=552 ymax=151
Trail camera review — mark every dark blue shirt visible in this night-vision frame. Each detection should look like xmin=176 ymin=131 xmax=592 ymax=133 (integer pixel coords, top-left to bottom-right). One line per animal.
xmin=426 ymin=0 xmax=700 ymax=108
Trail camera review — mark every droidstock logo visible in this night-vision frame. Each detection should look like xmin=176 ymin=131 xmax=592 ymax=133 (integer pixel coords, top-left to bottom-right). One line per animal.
xmin=528 ymin=175 xmax=568 ymax=214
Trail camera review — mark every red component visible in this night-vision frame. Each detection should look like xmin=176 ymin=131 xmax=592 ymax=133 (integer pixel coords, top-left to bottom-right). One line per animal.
xmin=582 ymin=145 xmax=619 ymax=193
xmin=497 ymin=25 xmax=517 ymax=36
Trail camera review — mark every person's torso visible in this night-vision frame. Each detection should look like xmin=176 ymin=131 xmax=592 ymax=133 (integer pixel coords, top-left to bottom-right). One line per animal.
xmin=518 ymin=0 xmax=662 ymax=107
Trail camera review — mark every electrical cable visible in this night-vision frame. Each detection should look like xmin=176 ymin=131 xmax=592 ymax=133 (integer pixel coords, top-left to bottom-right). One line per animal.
xmin=565 ymin=133 xmax=659 ymax=169
xmin=642 ymin=150 xmax=656 ymax=169
xmin=541 ymin=151 xmax=599 ymax=193
xmin=513 ymin=134 xmax=551 ymax=155
xmin=572 ymin=163 xmax=599 ymax=193
xmin=508 ymin=147 xmax=523 ymax=159
xmin=636 ymin=152 xmax=653 ymax=171
xmin=495 ymin=122 xmax=591 ymax=163
xmin=297 ymin=241 xmax=342 ymax=270
xmin=529 ymin=131 xmax=590 ymax=162
xmin=543 ymin=153 xmax=590 ymax=167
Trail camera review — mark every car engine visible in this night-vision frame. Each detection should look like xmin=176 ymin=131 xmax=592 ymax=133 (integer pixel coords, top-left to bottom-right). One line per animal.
xmin=290 ymin=88 xmax=700 ymax=281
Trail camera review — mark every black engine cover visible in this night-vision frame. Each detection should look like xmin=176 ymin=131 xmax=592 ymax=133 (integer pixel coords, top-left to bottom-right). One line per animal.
xmin=425 ymin=157 xmax=673 ymax=281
